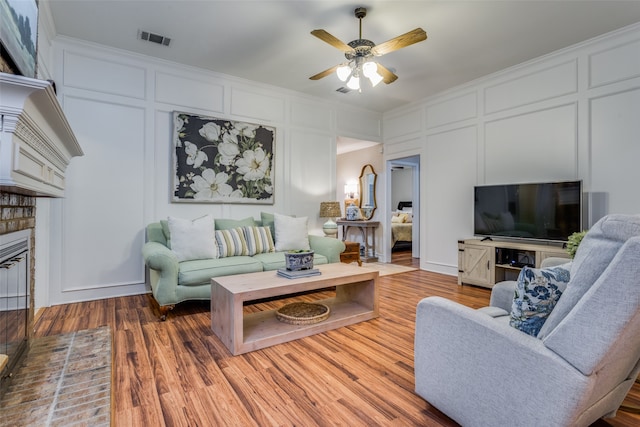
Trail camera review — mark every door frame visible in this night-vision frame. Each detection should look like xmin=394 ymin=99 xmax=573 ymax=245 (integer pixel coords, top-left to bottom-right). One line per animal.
xmin=385 ymin=155 xmax=420 ymax=263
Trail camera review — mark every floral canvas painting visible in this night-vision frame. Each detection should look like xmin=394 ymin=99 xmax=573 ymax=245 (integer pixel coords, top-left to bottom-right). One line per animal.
xmin=172 ymin=112 xmax=275 ymax=204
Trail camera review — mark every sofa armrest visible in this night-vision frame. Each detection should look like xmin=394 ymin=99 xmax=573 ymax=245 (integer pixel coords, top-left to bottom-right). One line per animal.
xmin=308 ymin=235 xmax=345 ymax=263
xmin=142 ymin=241 xmax=179 ymax=306
xmin=489 ymin=280 xmax=516 ymax=311
xmin=415 ymin=296 xmax=588 ymax=427
xmin=541 ymin=257 xmax=571 ymax=268
xmin=490 ymin=259 xmax=571 ymax=312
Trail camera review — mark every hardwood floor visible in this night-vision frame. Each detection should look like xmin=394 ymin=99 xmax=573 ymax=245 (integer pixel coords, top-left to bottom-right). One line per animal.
xmin=391 ymin=248 xmax=419 ymax=267
xmin=32 ymin=253 xmax=640 ymax=426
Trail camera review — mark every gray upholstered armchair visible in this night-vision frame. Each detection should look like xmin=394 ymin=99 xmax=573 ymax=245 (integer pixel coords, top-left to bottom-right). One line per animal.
xmin=414 ymin=214 xmax=640 ymax=426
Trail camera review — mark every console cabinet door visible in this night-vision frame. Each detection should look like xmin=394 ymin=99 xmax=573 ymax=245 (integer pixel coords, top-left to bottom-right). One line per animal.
xmin=458 ymin=243 xmax=493 ymax=287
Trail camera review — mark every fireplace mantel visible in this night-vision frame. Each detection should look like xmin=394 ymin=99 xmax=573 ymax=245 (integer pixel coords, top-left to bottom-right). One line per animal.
xmin=0 ymin=73 xmax=83 ymax=197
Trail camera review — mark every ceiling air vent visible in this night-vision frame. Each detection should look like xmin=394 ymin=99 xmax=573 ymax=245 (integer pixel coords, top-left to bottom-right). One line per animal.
xmin=336 ymin=87 xmax=352 ymax=94
xmin=138 ymin=30 xmax=171 ymax=46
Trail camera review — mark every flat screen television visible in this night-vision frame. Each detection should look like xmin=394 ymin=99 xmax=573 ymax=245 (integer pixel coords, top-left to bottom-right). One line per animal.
xmin=474 ymin=180 xmax=582 ymax=242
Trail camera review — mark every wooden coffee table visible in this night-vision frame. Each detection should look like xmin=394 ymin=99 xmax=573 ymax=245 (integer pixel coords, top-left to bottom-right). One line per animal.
xmin=211 ymin=263 xmax=379 ymax=355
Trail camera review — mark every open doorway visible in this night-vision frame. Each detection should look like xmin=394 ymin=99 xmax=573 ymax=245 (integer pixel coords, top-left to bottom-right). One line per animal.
xmin=388 ymin=156 xmax=420 ymax=264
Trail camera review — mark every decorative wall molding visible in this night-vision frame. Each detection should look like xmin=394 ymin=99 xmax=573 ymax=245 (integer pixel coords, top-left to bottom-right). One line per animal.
xmin=588 ymin=38 xmax=640 ymax=89
xmin=483 ymin=60 xmax=578 ymax=114
xmin=426 ymin=91 xmax=477 ymax=129
xmin=382 ymin=21 xmax=640 ymax=277
xmin=45 ymin=36 xmax=382 ymax=306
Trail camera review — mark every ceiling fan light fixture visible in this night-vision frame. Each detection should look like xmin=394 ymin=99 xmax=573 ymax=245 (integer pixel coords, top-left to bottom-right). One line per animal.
xmin=346 ymin=75 xmax=360 ymax=90
xmin=362 ymin=61 xmax=377 ymax=77
xmin=362 ymin=61 xmax=383 ymax=87
xmin=310 ymin=7 xmax=427 ymax=89
xmin=368 ymin=71 xmax=383 ymax=87
xmin=336 ymin=64 xmax=351 ymax=82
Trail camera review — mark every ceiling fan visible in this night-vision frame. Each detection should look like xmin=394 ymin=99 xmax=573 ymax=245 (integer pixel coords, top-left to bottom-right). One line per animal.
xmin=309 ymin=7 xmax=427 ymax=91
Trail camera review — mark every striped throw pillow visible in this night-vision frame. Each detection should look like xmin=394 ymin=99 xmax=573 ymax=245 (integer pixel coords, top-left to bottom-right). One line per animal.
xmin=215 ymin=227 xmax=249 ymax=257
xmin=243 ymin=226 xmax=275 ymax=256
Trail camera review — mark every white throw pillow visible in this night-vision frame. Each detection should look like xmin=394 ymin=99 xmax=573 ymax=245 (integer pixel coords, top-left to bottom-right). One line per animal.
xmin=274 ymin=213 xmax=310 ymax=251
xmin=167 ymin=215 xmax=217 ymax=261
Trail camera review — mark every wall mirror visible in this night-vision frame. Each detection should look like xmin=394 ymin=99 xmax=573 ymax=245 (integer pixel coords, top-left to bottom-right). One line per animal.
xmin=359 ymin=164 xmax=377 ymax=220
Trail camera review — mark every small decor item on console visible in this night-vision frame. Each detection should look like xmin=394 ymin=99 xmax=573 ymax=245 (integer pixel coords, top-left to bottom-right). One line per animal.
xmin=276 ymin=302 xmax=330 ymax=325
xmin=346 ymin=203 xmax=361 ymax=220
xmin=284 ymin=250 xmax=314 ymax=271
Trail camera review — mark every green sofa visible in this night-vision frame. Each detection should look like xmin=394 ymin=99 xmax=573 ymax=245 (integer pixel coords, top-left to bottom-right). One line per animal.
xmin=143 ymin=214 xmax=345 ymax=320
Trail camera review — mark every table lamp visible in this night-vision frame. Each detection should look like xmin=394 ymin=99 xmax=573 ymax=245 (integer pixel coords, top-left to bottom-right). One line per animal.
xmin=319 ymin=201 xmax=342 ymax=237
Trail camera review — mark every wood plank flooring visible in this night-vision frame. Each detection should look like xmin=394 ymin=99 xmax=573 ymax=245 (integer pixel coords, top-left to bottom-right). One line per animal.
xmin=32 ymin=251 xmax=640 ymax=426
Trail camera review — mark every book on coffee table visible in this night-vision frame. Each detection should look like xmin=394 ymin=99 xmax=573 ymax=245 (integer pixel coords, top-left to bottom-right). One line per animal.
xmin=276 ymin=268 xmax=321 ymax=279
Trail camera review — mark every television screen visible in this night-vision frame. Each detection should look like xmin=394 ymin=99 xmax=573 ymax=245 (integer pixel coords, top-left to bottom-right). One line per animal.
xmin=474 ymin=180 xmax=582 ymax=242
xmin=0 ymin=0 xmax=38 ymax=78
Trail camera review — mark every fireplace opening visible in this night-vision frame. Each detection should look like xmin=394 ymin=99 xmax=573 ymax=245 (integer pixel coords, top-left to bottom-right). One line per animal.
xmin=0 ymin=229 xmax=31 ymax=396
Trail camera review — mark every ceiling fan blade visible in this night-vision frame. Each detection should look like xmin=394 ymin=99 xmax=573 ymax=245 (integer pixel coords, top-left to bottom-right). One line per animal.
xmin=309 ymin=64 xmax=340 ymax=81
xmin=311 ymin=29 xmax=354 ymax=53
xmin=371 ymin=28 xmax=427 ymax=56
xmin=376 ymin=63 xmax=398 ymax=84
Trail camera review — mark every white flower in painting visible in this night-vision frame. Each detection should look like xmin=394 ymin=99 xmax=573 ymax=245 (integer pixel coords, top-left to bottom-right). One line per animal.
xmin=236 ymin=148 xmax=269 ymax=181
xmin=218 ymin=140 xmax=240 ymax=166
xmin=184 ymin=141 xmax=208 ymax=168
xmin=224 ymin=128 xmax=240 ymax=144
xmin=199 ymin=122 xmax=221 ymax=142
xmin=265 ymin=184 xmax=273 ymax=194
xmin=235 ymin=122 xmax=257 ymax=138
xmin=175 ymin=116 xmax=185 ymax=147
xmin=230 ymin=189 xmax=244 ymax=198
xmin=175 ymin=116 xmax=184 ymax=133
xmin=190 ymin=169 xmax=233 ymax=199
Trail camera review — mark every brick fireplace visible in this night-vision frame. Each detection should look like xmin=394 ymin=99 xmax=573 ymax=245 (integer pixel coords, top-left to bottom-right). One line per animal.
xmin=0 ymin=73 xmax=83 ymax=397
xmin=0 ymin=196 xmax=34 ymax=395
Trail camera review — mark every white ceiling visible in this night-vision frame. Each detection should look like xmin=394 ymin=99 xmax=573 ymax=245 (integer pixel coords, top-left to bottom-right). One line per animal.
xmin=47 ymin=1 xmax=640 ymax=113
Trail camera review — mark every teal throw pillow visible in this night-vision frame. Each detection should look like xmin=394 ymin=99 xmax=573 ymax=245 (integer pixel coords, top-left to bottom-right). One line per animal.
xmin=510 ymin=265 xmax=570 ymax=337
xmin=260 ymin=212 xmax=275 ymax=237
xmin=215 ymin=216 xmax=257 ymax=230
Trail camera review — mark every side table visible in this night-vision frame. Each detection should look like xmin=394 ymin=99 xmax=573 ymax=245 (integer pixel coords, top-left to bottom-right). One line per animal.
xmin=336 ymin=219 xmax=380 ymax=262
xmin=340 ymin=241 xmax=362 ymax=266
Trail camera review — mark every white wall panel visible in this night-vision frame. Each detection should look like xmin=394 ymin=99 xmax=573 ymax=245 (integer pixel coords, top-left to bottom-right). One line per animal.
xmin=155 ymin=72 xmax=224 ymax=113
xmin=485 ymin=104 xmax=577 ymax=184
xmin=589 ymin=39 xmax=640 ymax=88
xmin=484 ymin=60 xmax=577 ymax=114
xmin=231 ymin=88 xmax=285 ymax=122
xmin=384 ymin=136 xmax=423 ymax=158
xmin=591 ymin=88 xmax=640 ymax=215
xmin=426 ymin=92 xmax=477 ymax=129
xmin=336 ymin=108 xmax=382 ymax=141
xmin=290 ymin=100 xmax=332 ymax=130
xmin=60 ymin=97 xmax=146 ymax=293
xmin=288 ymin=130 xmax=334 ymax=232
xmin=63 ymin=51 xmax=146 ymax=99
xmin=424 ymin=126 xmax=477 ymax=272
xmin=383 ymin=108 xmax=421 ymax=140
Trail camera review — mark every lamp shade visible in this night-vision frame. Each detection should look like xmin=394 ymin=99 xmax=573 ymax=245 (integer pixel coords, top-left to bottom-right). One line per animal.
xmin=319 ymin=201 xmax=342 ymax=218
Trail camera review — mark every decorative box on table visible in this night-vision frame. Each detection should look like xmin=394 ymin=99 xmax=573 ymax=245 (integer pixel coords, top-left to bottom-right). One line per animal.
xmin=284 ymin=250 xmax=314 ymax=271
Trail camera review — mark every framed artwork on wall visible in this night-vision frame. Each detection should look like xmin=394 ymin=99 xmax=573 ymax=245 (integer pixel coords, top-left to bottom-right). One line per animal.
xmin=0 ymin=0 xmax=38 ymax=78
xmin=172 ymin=112 xmax=275 ymax=204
